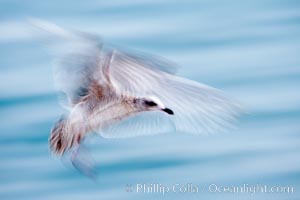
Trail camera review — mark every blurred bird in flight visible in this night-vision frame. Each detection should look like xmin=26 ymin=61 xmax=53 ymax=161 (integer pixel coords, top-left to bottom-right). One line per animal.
xmin=32 ymin=19 xmax=240 ymax=177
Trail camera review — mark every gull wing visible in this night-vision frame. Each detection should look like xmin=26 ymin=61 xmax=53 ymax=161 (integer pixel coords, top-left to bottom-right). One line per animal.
xmin=54 ymin=41 xmax=104 ymax=107
xmin=31 ymin=19 xmax=108 ymax=107
xmin=100 ymin=50 xmax=241 ymax=138
xmin=32 ymin=19 xmax=178 ymax=109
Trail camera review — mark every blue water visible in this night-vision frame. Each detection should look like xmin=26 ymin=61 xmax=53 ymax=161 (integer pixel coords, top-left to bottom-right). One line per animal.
xmin=1 ymin=0 xmax=300 ymax=199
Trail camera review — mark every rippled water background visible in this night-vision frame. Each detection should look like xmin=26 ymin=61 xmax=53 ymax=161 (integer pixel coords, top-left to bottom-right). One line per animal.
xmin=1 ymin=0 xmax=300 ymax=199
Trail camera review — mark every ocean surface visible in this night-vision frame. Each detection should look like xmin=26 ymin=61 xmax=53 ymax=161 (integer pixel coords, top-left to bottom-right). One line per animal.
xmin=0 ymin=0 xmax=300 ymax=199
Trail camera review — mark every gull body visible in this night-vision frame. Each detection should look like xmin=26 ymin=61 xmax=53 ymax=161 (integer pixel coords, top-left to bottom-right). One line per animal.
xmin=32 ymin=20 xmax=240 ymax=163
xmin=50 ymin=79 xmax=172 ymax=155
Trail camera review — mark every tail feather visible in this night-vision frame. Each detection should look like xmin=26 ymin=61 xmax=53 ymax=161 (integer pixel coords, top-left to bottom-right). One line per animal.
xmin=49 ymin=116 xmax=82 ymax=156
xmin=49 ymin=117 xmax=67 ymax=155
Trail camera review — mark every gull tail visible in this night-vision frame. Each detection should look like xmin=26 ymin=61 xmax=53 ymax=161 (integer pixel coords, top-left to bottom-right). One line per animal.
xmin=49 ymin=116 xmax=82 ymax=156
xmin=49 ymin=116 xmax=68 ymax=155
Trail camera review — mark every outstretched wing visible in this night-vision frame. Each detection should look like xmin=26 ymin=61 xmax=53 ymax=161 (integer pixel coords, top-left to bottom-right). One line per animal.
xmin=54 ymin=41 xmax=104 ymax=106
xmin=32 ymin=19 xmax=179 ymax=109
xmin=100 ymin=50 xmax=241 ymax=137
xmin=31 ymin=19 xmax=108 ymax=107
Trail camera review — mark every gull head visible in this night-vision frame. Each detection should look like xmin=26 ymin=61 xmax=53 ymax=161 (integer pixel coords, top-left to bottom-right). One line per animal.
xmin=134 ymin=96 xmax=174 ymax=115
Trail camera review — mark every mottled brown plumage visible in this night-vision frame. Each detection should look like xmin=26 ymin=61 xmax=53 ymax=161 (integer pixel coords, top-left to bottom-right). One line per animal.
xmin=49 ymin=77 xmax=156 ymax=155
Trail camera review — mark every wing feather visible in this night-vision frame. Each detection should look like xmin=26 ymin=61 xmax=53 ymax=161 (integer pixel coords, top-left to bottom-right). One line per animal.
xmin=103 ymin=50 xmax=240 ymax=136
xmin=31 ymin=19 xmax=107 ymax=106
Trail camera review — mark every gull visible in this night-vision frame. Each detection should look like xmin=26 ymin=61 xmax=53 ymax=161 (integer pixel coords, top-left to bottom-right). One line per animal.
xmin=32 ymin=20 xmax=240 ymax=173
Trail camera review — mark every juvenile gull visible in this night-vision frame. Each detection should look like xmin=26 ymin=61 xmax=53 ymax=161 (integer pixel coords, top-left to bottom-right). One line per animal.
xmin=33 ymin=20 xmax=240 ymax=168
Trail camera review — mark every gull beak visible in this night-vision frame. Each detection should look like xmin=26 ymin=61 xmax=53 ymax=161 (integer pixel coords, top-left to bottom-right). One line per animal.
xmin=162 ymin=108 xmax=174 ymax=115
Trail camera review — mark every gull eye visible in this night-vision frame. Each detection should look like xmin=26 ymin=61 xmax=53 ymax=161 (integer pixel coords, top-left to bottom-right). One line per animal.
xmin=144 ymin=100 xmax=157 ymax=107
